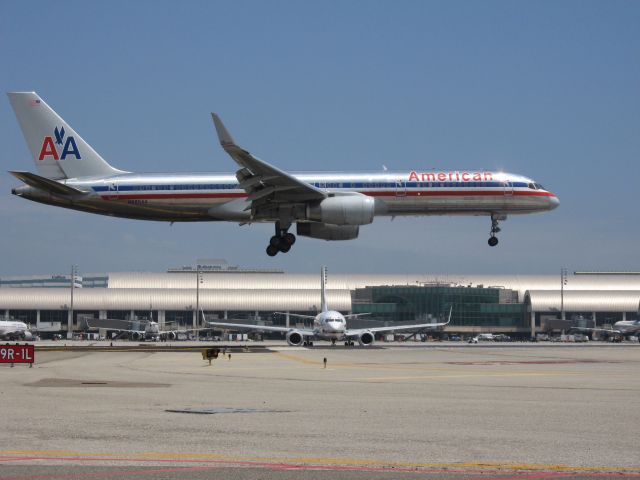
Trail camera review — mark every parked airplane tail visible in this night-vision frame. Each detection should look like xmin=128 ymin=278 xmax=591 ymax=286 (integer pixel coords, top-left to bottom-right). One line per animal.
xmin=7 ymin=92 xmax=124 ymax=180
xmin=320 ymin=266 xmax=328 ymax=313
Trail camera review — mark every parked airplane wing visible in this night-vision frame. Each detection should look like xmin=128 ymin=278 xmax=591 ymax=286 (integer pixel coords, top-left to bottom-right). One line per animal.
xmin=274 ymin=312 xmax=316 ymax=320
xmin=207 ymin=320 xmax=314 ymax=336
xmin=345 ymin=307 xmax=452 ymax=337
xmin=211 ymin=114 xmax=326 ymax=207
xmin=569 ymin=326 xmax=621 ymax=335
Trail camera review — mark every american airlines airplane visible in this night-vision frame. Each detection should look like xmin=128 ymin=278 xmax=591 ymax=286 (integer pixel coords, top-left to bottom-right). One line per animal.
xmin=208 ymin=267 xmax=451 ymax=346
xmin=0 ymin=320 xmax=34 ymax=341
xmin=8 ymin=92 xmax=559 ymax=255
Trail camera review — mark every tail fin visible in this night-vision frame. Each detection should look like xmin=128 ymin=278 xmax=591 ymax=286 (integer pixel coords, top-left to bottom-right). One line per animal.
xmin=7 ymin=92 xmax=124 ymax=179
xmin=320 ymin=266 xmax=328 ymax=313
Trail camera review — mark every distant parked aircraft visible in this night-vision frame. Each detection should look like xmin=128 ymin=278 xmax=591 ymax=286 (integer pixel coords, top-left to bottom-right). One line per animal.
xmin=571 ymin=319 xmax=640 ymax=339
xmin=0 ymin=320 xmax=33 ymax=341
xmin=88 ymin=319 xmax=193 ymax=341
xmin=207 ymin=267 xmax=451 ymax=346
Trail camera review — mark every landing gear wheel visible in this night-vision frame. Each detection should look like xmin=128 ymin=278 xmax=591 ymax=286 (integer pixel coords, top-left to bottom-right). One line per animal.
xmin=265 ymin=222 xmax=296 ymax=256
xmin=279 ymin=243 xmax=291 ymax=253
xmin=488 ymin=236 xmax=499 ymax=247
xmin=284 ymin=233 xmax=296 ymax=246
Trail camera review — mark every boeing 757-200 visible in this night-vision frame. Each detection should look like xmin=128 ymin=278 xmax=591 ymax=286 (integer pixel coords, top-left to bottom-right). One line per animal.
xmin=7 ymin=92 xmax=559 ymax=255
xmin=207 ymin=266 xmax=451 ymax=346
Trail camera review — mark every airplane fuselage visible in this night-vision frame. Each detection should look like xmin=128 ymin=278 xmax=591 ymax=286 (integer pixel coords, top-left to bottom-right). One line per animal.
xmin=613 ymin=320 xmax=640 ymax=335
xmin=0 ymin=321 xmax=32 ymax=341
xmin=13 ymin=170 xmax=558 ymax=223
xmin=312 ymin=310 xmax=348 ymax=341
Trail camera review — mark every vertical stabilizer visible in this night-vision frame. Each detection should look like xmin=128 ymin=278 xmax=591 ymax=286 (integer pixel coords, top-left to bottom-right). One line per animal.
xmin=7 ymin=92 xmax=125 ymax=179
xmin=320 ymin=266 xmax=328 ymax=313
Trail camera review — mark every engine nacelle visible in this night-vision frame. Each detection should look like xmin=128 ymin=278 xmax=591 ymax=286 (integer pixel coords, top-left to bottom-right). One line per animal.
xmin=286 ymin=330 xmax=304 ymax=346
xmin=306 ymin=194 xmax=375 ymax=226
xmin=21 ymin=331 xmax=33 ymax=341
xmin=297 ymin=223 xmax=359 ymax=241
xmin=164 ymin=331 xmax=177 ymax=341
xmin=131 ymin=331 xmax=144 ymax=341
xmin=358 ymin=331 xmax=375 ymax=346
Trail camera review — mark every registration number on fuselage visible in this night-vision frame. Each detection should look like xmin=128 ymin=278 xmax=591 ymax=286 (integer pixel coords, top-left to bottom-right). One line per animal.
xmin=127 ymin=199 xmax=148 ymax=205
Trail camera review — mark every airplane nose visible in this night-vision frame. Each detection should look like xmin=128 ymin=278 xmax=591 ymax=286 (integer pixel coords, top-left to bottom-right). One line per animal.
xmin=548 ymin=194 xmax=560 ymax=210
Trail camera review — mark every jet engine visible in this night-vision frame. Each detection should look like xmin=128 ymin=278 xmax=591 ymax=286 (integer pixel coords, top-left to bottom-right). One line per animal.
xmin=297 ymin=223 xmax=359 ymax=241
xmin=21 ymin=331 xmax=33 ymax=341
xmin=131 ymin=331 xmax=144 ymax=341
xmin=286 ymin=330 xmax=304 ymax=346
xmin=358 ymin=331 xmax=375 ymax=346
xmin=163 ymin=331 xmax=177 ymax=341
xmin=306 ymin=194 xmax=375 ymax=226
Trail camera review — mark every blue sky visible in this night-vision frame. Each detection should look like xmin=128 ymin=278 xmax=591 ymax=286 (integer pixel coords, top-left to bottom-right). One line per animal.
xmin=1 ymin=0 xmax=638 ymax=276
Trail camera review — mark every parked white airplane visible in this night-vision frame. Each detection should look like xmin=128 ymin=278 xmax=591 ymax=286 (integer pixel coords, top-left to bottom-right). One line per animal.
xmin=572 ymin=320 xmax=640 ymax=338
xmin=8 ymin=92 xmax=559 ymax=255
xmin=207 ymin=267 xmax=451 ymax=346
xmin=88 ymin=319 xmax=187 ymax=341
xmin=0 ymin=320 xmax=33 ymax=341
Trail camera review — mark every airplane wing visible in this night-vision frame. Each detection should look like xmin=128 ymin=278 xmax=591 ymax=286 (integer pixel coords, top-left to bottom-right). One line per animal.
xmin=345 ymin=308 xmax=452 ymax=337
xmin=86 ymin=320 xmax=145 ymax=334
xmin=274 ymin=312 xmax=316 ymax=320
xmin=207 ymin=321 xmax=314 ymax=336
xmin=569 ymin=326 xmax=621 ymax=335
xmin=88 ymin=326 xmax=142 ymax=334
xmin=211 ymin=114 xmax=327 ymax=211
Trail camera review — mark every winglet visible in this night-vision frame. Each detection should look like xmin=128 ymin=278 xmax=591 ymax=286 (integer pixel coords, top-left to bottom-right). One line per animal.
xmin=211 ymin=113 xmax=236 ymax=147
xmin=444 ymin=306 xmax=452 ymax=325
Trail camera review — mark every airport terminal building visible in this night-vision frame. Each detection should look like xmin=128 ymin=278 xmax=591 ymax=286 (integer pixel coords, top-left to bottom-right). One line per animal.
xmin=1 ymin=263 xmax=639 ymax=339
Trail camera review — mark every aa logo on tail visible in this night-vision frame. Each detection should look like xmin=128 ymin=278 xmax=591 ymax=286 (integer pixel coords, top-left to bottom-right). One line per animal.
xmin=38 ymin=126 xmax=81 ymax=161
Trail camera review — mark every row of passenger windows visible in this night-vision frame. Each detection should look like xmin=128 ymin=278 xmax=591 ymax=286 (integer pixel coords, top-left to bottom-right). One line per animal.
xmin=97 ymin=181 xmax=534 ymax=191
xmin=120 ymin=184 xmax=237 ymax=191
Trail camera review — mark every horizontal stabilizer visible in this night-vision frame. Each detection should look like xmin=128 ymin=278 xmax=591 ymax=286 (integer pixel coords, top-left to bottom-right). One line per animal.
xmin=9 ymin=171 xmax=85 ymax=196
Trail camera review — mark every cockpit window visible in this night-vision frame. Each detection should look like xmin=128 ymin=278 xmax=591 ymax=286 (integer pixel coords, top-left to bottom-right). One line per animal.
xmin=535 ymin=183 xmax=545 ymax=190
xmin=528 ymin=183 xmax=536 ymax=189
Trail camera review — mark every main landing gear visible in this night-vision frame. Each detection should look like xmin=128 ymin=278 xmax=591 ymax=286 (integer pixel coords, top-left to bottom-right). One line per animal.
xmin=488 ymin=214 xmax=504 ymax=247
xmin=266 ymin=221 xmax=296 ymax=257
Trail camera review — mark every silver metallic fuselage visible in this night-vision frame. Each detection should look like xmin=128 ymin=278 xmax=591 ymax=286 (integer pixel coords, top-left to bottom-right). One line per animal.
xmin=12 ymin=170 xmax=559 ymax=222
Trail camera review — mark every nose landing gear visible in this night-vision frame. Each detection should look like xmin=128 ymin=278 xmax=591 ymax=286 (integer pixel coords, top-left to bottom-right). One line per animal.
xmin=266 ymin=221 xmax=296 ymax=256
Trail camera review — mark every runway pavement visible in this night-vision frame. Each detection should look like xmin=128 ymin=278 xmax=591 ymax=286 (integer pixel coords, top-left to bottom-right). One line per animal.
xmin=1 ymin=342 xmax=639 ymax=479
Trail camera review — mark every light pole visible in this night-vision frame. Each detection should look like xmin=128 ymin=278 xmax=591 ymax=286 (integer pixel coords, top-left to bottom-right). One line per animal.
xmin=560 ymin=267 xmax=568 ymax=320
xmin=69 ymin=265 xmax=78 ymax=339
xmin=195 ymin=266 xmax=203 ymax=339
